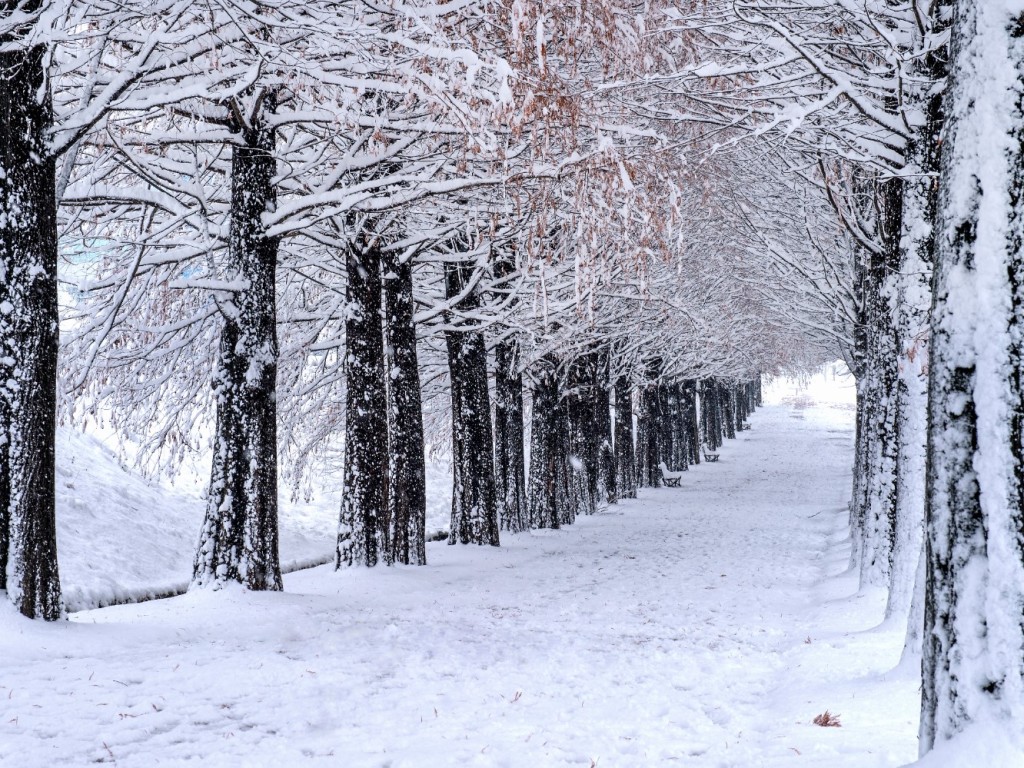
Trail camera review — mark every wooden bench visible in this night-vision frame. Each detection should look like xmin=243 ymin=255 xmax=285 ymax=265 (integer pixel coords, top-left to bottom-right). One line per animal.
xmin=702 ymin=447 xmax=720 ymax=463
xmin=658 ymin=462 xmax=685 ymax=487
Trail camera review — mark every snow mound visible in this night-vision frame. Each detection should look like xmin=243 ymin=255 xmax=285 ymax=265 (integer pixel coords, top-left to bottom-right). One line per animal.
xmin=54 ymin=428 xmax=337 ymax=612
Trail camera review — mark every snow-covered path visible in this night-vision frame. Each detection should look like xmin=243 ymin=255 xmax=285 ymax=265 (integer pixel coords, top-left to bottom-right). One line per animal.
xmin=0 ymin=390 xmax=920 ymax=767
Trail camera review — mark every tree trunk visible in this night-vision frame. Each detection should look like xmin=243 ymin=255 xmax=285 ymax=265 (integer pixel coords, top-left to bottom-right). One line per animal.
xmin=636 ymin=384 xmax=661 ymax=487
xmin=920 ymin=1 xmax=1024 ymax=751
xmin=444 ymin=261 xmax=499 ymax=546
xmin=382 ymin=250 xmax=427 ymax=565
xmin=667 ymin=383 xmax=690 ymax=471
xmin=492 ymin=253 xmax=527 ymax=533
xmin=847 ymin=198 xmax=873 ymax=576
xmin=722 ymin=381 xmax=736 ymax=441
xmin=527 ymin=362 xmax=564 ymax=529
xmin=594 ymin=355 xmax=615 ymax=505
xmin=853 ymin=174 xmax=903 ymax=590
xmin=337 ymin=239 xmax=388 ymax=567
xmin=887 ymin=3 xmax=948 ymax=645
xmin=566 ymin=354 xmax=600 ymax=516
xmin=735 ymin=383 xmax=748 ymax=429
xmin=850 ymin=378 xmax=869 ymax=574
xmin=494 ymin=336 xmax=527 ymax=532
xmin=702 ymin=379 xmax=723 ymax=450
xmin=613 ymin=376 xmax=636 ymax=499
xmin=193 ymin=100 xmax=282 ymax=591
xmin=0 ymin=24 xmax=62 ymax=619
xmin=683 ymin=380 xmax=700 ymax=465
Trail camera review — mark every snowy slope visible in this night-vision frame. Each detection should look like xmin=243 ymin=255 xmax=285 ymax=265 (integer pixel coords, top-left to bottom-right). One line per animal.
xmin=54 ymin=429 xmax=337 ymax=612
xmin=1 ymin=365 xmax=957 ymax=767
xmin=53 ymin=429 xmax=452 ymax=612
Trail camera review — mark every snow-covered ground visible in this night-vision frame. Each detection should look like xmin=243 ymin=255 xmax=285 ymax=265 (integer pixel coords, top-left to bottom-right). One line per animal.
xmin=3 ymin=366 xmax=930 ymax=766
xmin=52 ymin=431 xmax=452 ymax=612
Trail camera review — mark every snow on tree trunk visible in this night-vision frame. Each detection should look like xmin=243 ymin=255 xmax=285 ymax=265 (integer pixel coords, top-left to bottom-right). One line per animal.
xmin=888 ymin=346 xmax=928 ymax=621
xmin=859 ymin=176 xmax=902 ymax=590
xmin=494 ymin=336 xmax=527 ymax=532
xmin=920 ymin=0 xmax=1024 ymax=752
xmin=528 ymin=362 xmax=561 ymax=529
xmin=0 ymin=27 xmax=62 ymax=619
xmin=748 ymin=381 xmax=759 ymax=414
xmin=493 ymin=257 xmax=527 ymax=532
xmin=0 ymin=382 xmax=7 ymax=591
xmin=444 ymin=261 xmax=499 ymax=546
xmin=887 ymin=156 xmax=936 ymax=625
xmin=670 ymin=383 xmax=691 ymax=471
xmin=888 ymin=3 xmax=949 ymax=643
xmin=683 ymin=380 xmax=700 ymax=465
xmin=700 ymin=379 xmax=722 ymax=451
xmin=636 ymin=383 xmax=661 ymax=487
xmin=566 ymin=354 xmax=600 ymax=516
xmin=382 ymin=250 xmax=427 ymax=565
xmin=337 ymin=238 xmax=388 ymax=567
xmin=193 ymin=102 xmax=282 ymax=591
xmin=613 ymin=376 xmax=636 ymax=499
xmin=528 ymin=357 xmax=583 ymax=529
xmin=594 ymin=354 xmax=615 ymax=505
xmin=849 ymin=378 xmax=868 ymax=573
xmin=722 ymin=381 xmax=736 ymax=442
xmin=732 ymin=384 xmax=745 ymax=432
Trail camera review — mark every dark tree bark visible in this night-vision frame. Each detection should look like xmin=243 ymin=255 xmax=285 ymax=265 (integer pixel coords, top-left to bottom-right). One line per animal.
xmin=665 ymin=382 xmax=690 ymax=472
xmin=658 ymin=384 xmax=676 ymax=471
xmin=494 ymin=338 xmax=527 ymax=532
xmin=492 ymin=256 xmax=527 ymax=533
xmin=566 ymin=354 xmax=601 ymax=516
xmin=594 ymin=354 xmax=615 ymax=504
xmin=746 ymin=381 xmax=758 ymax=415
xmin=702 ymin=379 xmax=723 ymax=451
xmin=528 ymin=360 xmax=571 ymax=528
xmin=734 ymin=384 xmax=748 ymax=430
xmin=337 ymin=239 xmax=388 ymax=567
xmin=0 ymin=18 xmax=62 ymax=618
xmin=382 ymin=250 xmax=427 ymax=565
xmin=613 ymin=376 xmax=637 ymax=499
xmin=682 ymin=380 xmax=700 ymax=465
xmin=847 ymin=172 xmax=903 ymax=589
xmin=444 ymin=261 xmax=499 ymax=546
xmin=862 ymin=176 xmax=903 ymax=588
xmin=193 ymin=98 xmax=282 ymax=591
xmin=636 ymin=384 xmax=662 ymax=487
xmin=722 ymin=381 xmax=737 ymax=441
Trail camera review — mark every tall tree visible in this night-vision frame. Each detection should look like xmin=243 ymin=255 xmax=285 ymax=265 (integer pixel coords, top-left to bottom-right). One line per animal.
xmin=528 ymin=358 xmax=569 ymax=529
xmin=444 ymin=257 xmax=499 ymax=546
xmin=613 ymin=375 xmax=637 ymax=499
xmin=192 ymin=91 xmax=283 ymax=590
xmin=0 ymin=0 xmax=61 ymax=618
xmin=337 ymin=237 xmax=388 ymax=567
xmin=920 ymin=0 xmax=1024 ymax=753
xmin=492 ymin=252 xmax=527 ymax=533
xmin=383 ymin=246 xmax=427 ymax=565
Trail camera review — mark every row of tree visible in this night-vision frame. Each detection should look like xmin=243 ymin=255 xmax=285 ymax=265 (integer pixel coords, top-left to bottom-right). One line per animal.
xmin=650 ymin=0 xmax=1023 ymax=756
xmin=2 ymin=2 xmax=799 ymax=622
